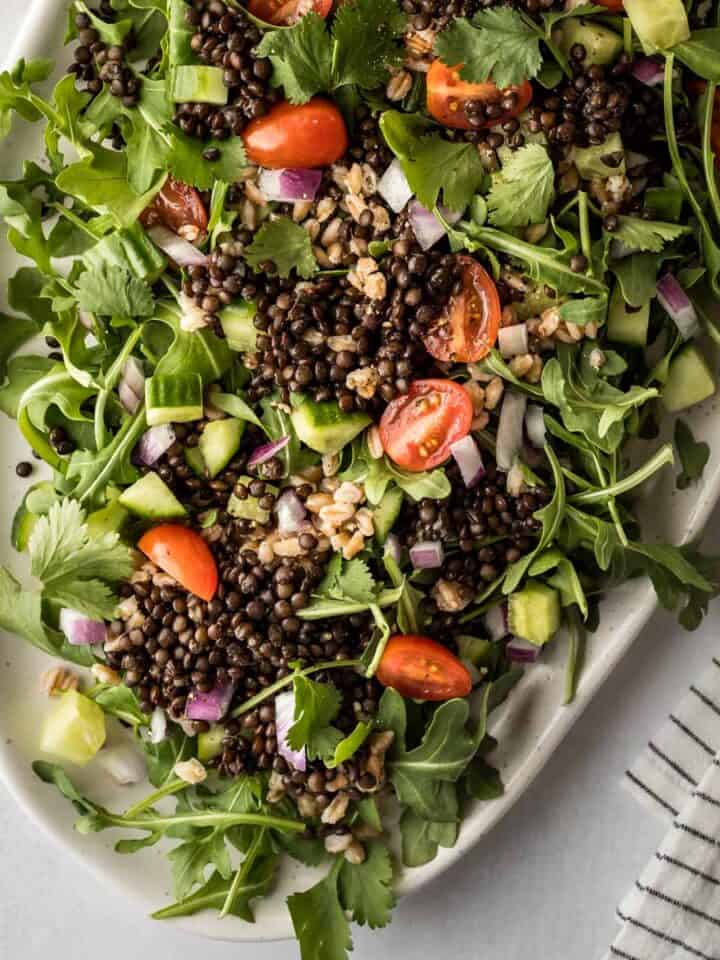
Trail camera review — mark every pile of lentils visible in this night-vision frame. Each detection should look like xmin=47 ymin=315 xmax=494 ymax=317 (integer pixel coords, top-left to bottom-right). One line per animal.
xmin=399 ymin=0 xmax=564 ymax=33
xmin=173 ymin=0 xmax=280 ymax=140
xmin=68 ymin=3 xmax=141 ymax=106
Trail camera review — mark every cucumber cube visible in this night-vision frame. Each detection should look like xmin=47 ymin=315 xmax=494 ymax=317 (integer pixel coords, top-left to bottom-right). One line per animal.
xmin=663 ymin=344 xmax=717 ymax=413
xmin=607 ymin=285 xmax=650 ymax=347
xmin=119 ymin=472 xmax=188 ymax=519
xmin=220 ymin=302 xmax=257 ymax=352
xmin=198 ymin=724 xmax=226 ymax=762
xmin=146 ymin=372 xmax=204 ymax=426
xmin=291 ymin=399 xmax=371 ymax=454
xmin=508 ymin=581 xmax=561 ymax=647
xmin=172 ymin=66 xmax=228 ymax=105
xmin=199 ymin=418 xmax=245 ymax=479
xmin=40 ymin=690 xmax=106 ymax=766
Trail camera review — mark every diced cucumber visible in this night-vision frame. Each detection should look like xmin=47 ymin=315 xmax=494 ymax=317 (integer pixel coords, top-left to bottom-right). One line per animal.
xmin=508 ymin=581 xmax=561 ymax=647
xmin=227 ymin=475 xmax=278 ymax=524
xmin=11 ymin=481 xmax=56 ymax=552
xmin=118 ymin=472 xmax=188 ymax=519
xmin=623 ymin=0 xmax=690 ymax=52
xmin=554 ymin=18 xmax=623 ymax=66
xmin=220 ymin=302 xmax=257 ymax=352
xmin=645 ymin=185 xmax=683 ymax=223
xmin=373 ymin=487 xmax=404 ymax=544
xmin=607 ymin=284 xmax=650 ymax=347
xmin=146 ymin=372 xmax=204 ymax=426
xmin=172 ymin=65 xmax=229 ymax=105
xmin=185 ymin=445 xmax=206 ymax=478
xmin=199 ymin=419 xmax=245 ymax=479
xmin=663 ymin=344 xmax=717 ymax=413
xmin=570 ymin=132 xmax=625 ymax=179
xmin=198 ymin=724 xmax=225 ymax=762
xmin=86 ymin=500 xmax=129 ymax=537
xmin=456 ymin=635 xmax=495 ymax=669
xmin=291 ymin=400 xmax=371 ymax=455
xmin=40 ymin=690 xmax=106 ymax=767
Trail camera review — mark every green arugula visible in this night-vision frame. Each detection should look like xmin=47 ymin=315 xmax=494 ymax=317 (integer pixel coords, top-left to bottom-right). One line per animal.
xmin=340 ymin=436 xmax=451 ymax=504
xmin=399 ymin=807 xmax=458 ymax=867
xmin=288 ymin=861 xmax=353 ymax=960
xmin=487 ymin=144 xmax=555 ymax=228
xmin=674 ymin=419 xmax=710 ymax=490
xmin=244 ymin=219 xmax=318 ymax=280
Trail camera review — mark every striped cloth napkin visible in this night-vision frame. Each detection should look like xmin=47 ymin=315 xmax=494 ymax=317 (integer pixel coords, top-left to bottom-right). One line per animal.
xmin=604 ymin=657 xmax=720 ymax=960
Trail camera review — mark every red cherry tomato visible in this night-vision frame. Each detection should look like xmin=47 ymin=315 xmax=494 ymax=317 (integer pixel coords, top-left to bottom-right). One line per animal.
xmin=379 ymin=379 xmax=473 ymax=472
xmin=377 ymin=635 xmax=473 ymax=702
xmin=242 ymin=99 xmax=349 ymax=169
xmin=247 ymin=0 xmax=332 ymax=24
xmin=139 ymin=176 xmax=208 ymax=238
xmin=688 ymin=80 xmax=720 ymax=161
xmin=594 ymin=0 xmax=624 ymax=10
xmin=138 ymin=525 xmax=218 ymax=602
xmin=427 ymin=59 xmax=533 ymax=131
xmin=422 ymin=256 xmax=501 ymax=364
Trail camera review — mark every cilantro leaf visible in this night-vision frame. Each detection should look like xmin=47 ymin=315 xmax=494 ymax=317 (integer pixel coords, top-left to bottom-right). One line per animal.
xmin=487 ymin=144 xmax=555 ymax=227
xmin=287 ymin=675 xmax=342 ymax=756
xmin=332 ymin=0 xmax=406 ymax=89
xmin=610 ymin=216 xmax=690 ymax=254
xmin=338 ymin=841 xmax=395 ymax=929
xmin=76 ymin=263 xmax=154 ymax=318
xmin=244 ymin=219 xmax=318 ymax=279
xmin=435 ymin=8 xmax=542 ymax=87
xmin=288 ymin=866 xmax=353 ymax=960
xmin=335 ymin=558 xmax=376 ymax=603
xmin=327 ymin=720 xmax=374 ymax=768
xmin=256 ymin=13 xmax=333 ymax=105
xmin=675 ymin=418 xmax=710 ymax=489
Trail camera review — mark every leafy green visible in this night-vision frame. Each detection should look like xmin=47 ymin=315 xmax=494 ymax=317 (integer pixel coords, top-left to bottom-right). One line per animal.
xmin=435 ymin=8 xmax=542 ymax=88
xmin=288 ymin=862 xmax=353 ymax=960
xmin=338 ymin=841 xmax=395 ymax=929
xmin=340 ymin=437 xmax=450 ymax=504
xmin=399 ymin=807 xmax=458 ymax=867
xmin=609 ymin=216 xmax=689 ymax=254
xmin=88 ymin=684 xmax=149 ymax=730
xmin=75 ymin=264 xmax=154 ymax=318
xmin=287 ymin=674 xmax=343 ymax=760
xmin=487 ymin=144 xmax=555 ymax=227
xmin=674 ymin=419 xmax=710 ymax=490
xmin=244 ymin=219 xmax=318 ymax=279
xmin=464 ymin=756 xmax=504 ymax=800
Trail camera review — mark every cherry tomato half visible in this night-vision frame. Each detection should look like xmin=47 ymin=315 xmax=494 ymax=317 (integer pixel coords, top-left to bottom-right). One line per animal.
xmin=379 ymin=379 xmax=473 ymax=472
xmin=422 ymin=256 xmax=501 ymax=364
xmin=242 ymin=99 xmax=349 ymax=169
xmin=377 ymin=635 xmax=472 ymax=702
xmin=427 ymin=59 xmax=533 ymax=131
xmin=247 ymin=0 xmax=332 ymax=25
xmin=595 ymin=0 xmax=624 ymax=10
xmin=138 ymin=525 xmax=218 ymax=602
xmin=688 ymin=80 xmax=720 ymax=161
xmin=139 ymin=176 xmax=208 ymax=238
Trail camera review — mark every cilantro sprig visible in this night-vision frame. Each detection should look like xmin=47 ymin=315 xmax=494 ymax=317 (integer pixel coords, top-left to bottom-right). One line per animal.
xmin=487 ymin=143 xmax=556 ymax=227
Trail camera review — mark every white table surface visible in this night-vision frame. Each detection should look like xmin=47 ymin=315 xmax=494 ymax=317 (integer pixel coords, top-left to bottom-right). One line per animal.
xmin=1 ymin=4 xmax=719 ymax=957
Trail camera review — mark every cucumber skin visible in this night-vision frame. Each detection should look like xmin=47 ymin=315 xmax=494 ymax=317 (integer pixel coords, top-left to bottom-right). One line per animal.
xmin=508 ymin=581 xmax=561 ymax=647
xmin=227 ymin=476 xmax=278 ymax=524
xmin=220 ymin=303 xmax=257 ymax=352
xmin=607 ymin=285 xmax=650 ymax=347
xmin=291 ymin=400 xmax=371 ymax=454
xmin=199 ymin=419 xmax=245 ymax=479
xmin=172 ymin=65 xmax=228 ymax=105
xmin=373 ymin=487 xmax=404 ymax=544
xmin=146 ymin=372 xmax=204 ymax=426
xmin=554 ymin=18 xmax=623 ymax=66
xmin=119 ymin=472 xmax=188 ymax=519
xmin=663 ymin=345 xmax=717 ymax=413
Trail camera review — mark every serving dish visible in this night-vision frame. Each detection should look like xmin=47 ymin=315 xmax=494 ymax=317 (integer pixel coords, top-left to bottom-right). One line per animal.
xmin=0 ymin=0 xmax=719 ymax=945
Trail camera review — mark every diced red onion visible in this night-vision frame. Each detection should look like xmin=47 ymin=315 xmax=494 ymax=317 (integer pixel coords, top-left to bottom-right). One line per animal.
xmin=185 ymin=682 xmax=235 ymax=722
xmin=656 ymin=273 xmax=700 ymax=339
xmin=407 ymin=201 xmax=462 ymax=251
xmin=59 ymin=608 xmax=106 ymax=646
xmin=136 ymin=424 xmax=176 ymax=467
xmin=378 ymin=159 xmax=413 ymax=213
xmin=150 ymin=707 xmax=167 ymax=744
xmin=147 ymin=224 xmax=208 ymax=267
xmin=483 ymin=603 xmax=508 ymax=642
xmin=498 ymin=323 xmax=529 ymax=358
xmin=96 ymin=744 xmax=146 ymax=785
xmin=631 ymin=57 xmax=664 ymax=87
xmin=248 ymin=436 xmax=289 ymax=467
xmin=119 ymin=356 xmax=145 ymax=414
xmin=275 ymin=690 xmax=306 ymax=772
xmin=450 ymin=434 xmax=485 ymax=488
xmin=119 ymin=380 xmax=142 ymax=414
xmin=525 ymin=404 xmax=546 ymax=449
xmin=275 ymin=489 xmax=307 ymax=533
xmin=507 ymin=636 xmax=541 ymax=663
xmin=383 ymin=533 xmax=401 ymax=564
xmin=258 ymin=167 xmax=322 ymax=203
xmin=409 ymin=540 xmax=444 ymax=569
xmin=496 ymin=391 xmax=527 ymax=472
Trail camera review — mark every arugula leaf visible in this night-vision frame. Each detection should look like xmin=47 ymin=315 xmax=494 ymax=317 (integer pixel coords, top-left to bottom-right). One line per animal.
xmin=563 ymin=606 xmax=585 ymax=705
xmin=0 ymin=313 xmax=40 ymax=380
xmin=464 ymin=756 xmax=504 ymax=800
xmin=609 ymin=216 xmax=689 ymax=254
xmin=674 ymin=419 xmax=710 ymax=490
xmin=288 ymin=863 xmax=353 ymax=960
xmin=340 ymin=436 xmax=450 ymax=504
xmin=399 ymin=807 xmax=458 ymax=867
xmin=338 ymin=841 xmax=395 ymax=929
xmin=88 ymin=684 xmax=149 ymax=730
xmin=153 ymin=859 xmax=278 ymax=920
xmin=76 ymin=264 xmax=154 ymax=318
xmin=32 ymin=761 xmax=99 ymax=815
xmin=611 ymin=252 xmax=662 ymax=307
xmin=435 ymin=8 xmax=542 ymax=88
xmin=244 ymin=219 xmax=318 ymax=279
xmin=487 ymin=144 xmax=555 ymax=227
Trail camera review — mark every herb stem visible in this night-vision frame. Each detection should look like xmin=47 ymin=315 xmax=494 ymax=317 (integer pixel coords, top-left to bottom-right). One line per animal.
xmin=231 ymin=659 xmax=362 ymax=718
xmin=702 ymin=81 xmax=720 ymax=232
xmin=622 ymin=18 xmax=633 ymax=59
xmin=568 ymin=443 xmax=674 ymax=506
xmin=220 ymin=828 xmax=265 ymax=919
xmin=87 ymin=810 xmax=305 ymax=833
xmin=94 ymin=325 xmax=144 ymax=450
xmin=563 ymin=606 xmax=585 ymax=706
xmin=577 ymin=191 xmax=593 ymax=272
xmin=123 ymin=778 xmax=188 ymax=819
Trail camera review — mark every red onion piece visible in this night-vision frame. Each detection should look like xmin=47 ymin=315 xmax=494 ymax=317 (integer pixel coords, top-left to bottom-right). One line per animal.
xmin=498 ymin=323 xmax=529 ymax=359
xmin=409 ymin=540 xmax=444 ymax=569
xmin=656 ymin=273 xmax=700 ymax=339
xmin=185 ymin=682 xmax=235 ymax=722
xmin=150 ymin=707 xmax=167 ymax=744
xmin=119 ymin=380 xmax=142 ymax=414
xmin=407 ymin=201 xmax=462 ymax=251
xmin=631 ymin=57 xmax=664 ymax=87
xmin=258 ymin=167 xmax=322 ymax=202
xmin=275 ymin=489 xmax=307 ymax=533
xmin=507 ymin=636 xmax=540 ymax=663
xmin=248 ymin=436 xmax=289 ymax=467
xmin=378 ymin=158 xmax=413 ymax=213
xmin=483 ymin=603 xmax=508 ymax=642
xmin=59 ymin=608 xmax=107 ymax=646
xmin=383 ymin=533 xmax=402 ymax=564
xmin=450 ymin=434 xmax=485 ymax=488
xmin=147 ymin=224 xmax=209 ymax=267
xmin=496 ymin=391 xmax=527 ymax=472
xmin=119 ymin=356 xmax=145 ymax=414
xmin=525 ymin=404 xmax=546 ymax=449
xmin=275 ymin=690 xmax=306 ymax=772
xmin=136 ymin=424 xmax=176 ymax=467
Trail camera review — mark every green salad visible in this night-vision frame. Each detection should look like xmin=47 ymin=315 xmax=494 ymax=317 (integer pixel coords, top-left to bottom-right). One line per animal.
xmin=0 ymin=0 xmax=719 ymax=954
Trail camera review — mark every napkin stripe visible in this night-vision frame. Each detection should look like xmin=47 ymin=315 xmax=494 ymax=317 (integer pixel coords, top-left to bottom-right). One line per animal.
xmin=610 ymin=948 xmax=642 ymax=960
xmin=625 ymin=770 xmax=679 ymax=817
xmin=670 ymin=716 xmax=716 ymax=757
xmin=655 ymin=853 xmax=720 ymax=887
xmin=635 ymin=881 xmax=720 ymax=928
xmin=648 ymin=742 xmax=698 ymax=786
xmin=615 ymin=911 xmax=715 ymax=960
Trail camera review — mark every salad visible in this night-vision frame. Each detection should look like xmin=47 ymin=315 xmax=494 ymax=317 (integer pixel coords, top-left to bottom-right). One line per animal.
xmin=1 ymin=0 xmax=720 ymax=953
